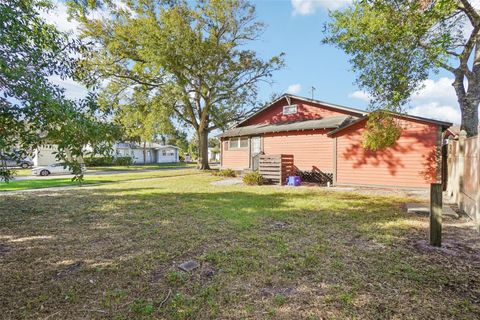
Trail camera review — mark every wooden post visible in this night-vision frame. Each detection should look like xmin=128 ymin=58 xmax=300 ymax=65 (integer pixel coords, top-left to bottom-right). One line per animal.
xmin=430 ymin=183 xmax=443 ymax=247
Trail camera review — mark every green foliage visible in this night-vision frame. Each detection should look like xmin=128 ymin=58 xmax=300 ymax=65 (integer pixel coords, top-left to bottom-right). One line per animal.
xmin=242 ymin=171 xmax=263 ymax=185
xmin=164 ymin=130 xmax=189 ymax=157
xmin=324 ymin=0 xmax=480 ymax=137
xmin=69 ymin=0 xmax=284 ymax=169
xmin=362 ymin=111 xmax=401 ymax=151
xmin=83 ymin=156 xmax=133 ymax=166
xmin=130 ymin=299 xmax=154 ymax=315
xmin=212 ymin=169 xmax=236 ymax=177
xmin=0 ymin=0 xmax=119 ymax=181
xmin=324 ymin=0 xmax=456 ymax=110
xmin=114 ymin=156 xmax=133 ymax=166
xmin=84 ymin=157 xmax=114 ymax=167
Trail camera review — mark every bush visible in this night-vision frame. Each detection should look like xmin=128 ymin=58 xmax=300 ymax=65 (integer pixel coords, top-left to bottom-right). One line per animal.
xmin=212 ymin=168 xmax=236 ymax=177
xmin=242 ymin=171 xmax=264 ymax=185
xmin=84 ymin=156 xmax=113 ymax=167
xmin=113 ymin=156 xmax=133 ymax=166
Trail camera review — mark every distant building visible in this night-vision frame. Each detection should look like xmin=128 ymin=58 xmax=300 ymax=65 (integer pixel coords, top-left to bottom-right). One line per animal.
xmin=113 ymin=142 xmax=179 ymax=164
xmin=208 ymin=147 xmax=220 ymax=162
xmin=32 ymin=142 xmax=180 ymax=166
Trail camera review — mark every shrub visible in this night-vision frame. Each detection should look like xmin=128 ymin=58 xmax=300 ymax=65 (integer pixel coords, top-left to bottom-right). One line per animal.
xmin=242 ymin=171 xmax=263 ymax=185
xmin=84 ymin=156 xmax=113 ymax=167
xmin=113 ymin=156 xmax=133 ymax=166
xmin=212 ymin=169 xmax=236 ymax=177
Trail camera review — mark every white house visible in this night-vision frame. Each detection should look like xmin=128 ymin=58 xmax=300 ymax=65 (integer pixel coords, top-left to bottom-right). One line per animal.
xmin=32 ymin=142 xmax=180 ymax=166
xmin=113 ymin=142 xmax=180 ymax=164
xmin=32 ymin=144 xmax=59 ymax=166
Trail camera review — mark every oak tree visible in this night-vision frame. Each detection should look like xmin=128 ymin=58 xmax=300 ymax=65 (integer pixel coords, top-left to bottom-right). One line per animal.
xmin=69 ymin=0 xmax=284 ymax=169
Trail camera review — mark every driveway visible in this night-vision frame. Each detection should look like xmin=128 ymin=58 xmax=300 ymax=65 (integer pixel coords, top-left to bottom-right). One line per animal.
xmin=10 ymin=167 xmax=193 ymax=181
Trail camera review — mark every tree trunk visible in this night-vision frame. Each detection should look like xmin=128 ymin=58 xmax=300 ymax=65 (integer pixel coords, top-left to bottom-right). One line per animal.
xmin=197 ymin=129 xmax=210 ymax=170
xmin=143 ymin=141 xmax=147 ymax=165
xmin=460 ymin=98 xmax=479 ymax=136
xmin=453 ymin=72 xmax=479 ymax=137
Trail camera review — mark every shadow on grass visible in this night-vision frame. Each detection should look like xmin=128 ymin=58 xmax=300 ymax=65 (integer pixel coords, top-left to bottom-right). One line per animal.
xmin=1 ymin=185 xmax=480 ymax=319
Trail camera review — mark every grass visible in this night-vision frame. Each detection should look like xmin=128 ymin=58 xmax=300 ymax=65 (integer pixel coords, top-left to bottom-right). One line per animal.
xmin=1 ymin=172 xmax=479 ymax=319
xmin=88 ymin=162 xmax=196 ymax=172
xmin=0 ymin=168 xmax=195 ymax=191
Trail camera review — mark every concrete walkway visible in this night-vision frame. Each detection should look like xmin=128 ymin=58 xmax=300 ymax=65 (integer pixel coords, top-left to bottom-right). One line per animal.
xmin=405 ymin=203 xmax=460 ymax=218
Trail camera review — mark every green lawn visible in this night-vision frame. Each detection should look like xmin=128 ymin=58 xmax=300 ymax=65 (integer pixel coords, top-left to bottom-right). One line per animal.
xmin=0 ymin=169 xmax=196 ymax=191
xmin=88 ymin=162 xmax=196 ymax=172
xmin=1 ymin=172 xmax=479 ymax=319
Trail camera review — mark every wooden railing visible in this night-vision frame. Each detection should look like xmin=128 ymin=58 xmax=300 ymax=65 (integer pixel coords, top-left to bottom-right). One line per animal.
xmin=259 ymin=154 xmax=294 ymax=185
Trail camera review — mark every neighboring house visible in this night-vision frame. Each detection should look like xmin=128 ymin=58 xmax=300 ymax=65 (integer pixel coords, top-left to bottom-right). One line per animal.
xmin=208 ymin=147 xmax=220 ymax=162
xmin=32 ymin=142 xmax=180 ymax=166
xmin=219 ymin=94 xmax=452 ymax=188
xmin=113 ymin=142 xmax=179 ymax=164
xmin=32 ymin=144 xmax=59 ymax=166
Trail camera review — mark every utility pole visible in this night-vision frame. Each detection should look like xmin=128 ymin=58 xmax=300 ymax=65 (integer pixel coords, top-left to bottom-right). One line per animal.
xmin=309 ymin=86 xmax=316 ymax=100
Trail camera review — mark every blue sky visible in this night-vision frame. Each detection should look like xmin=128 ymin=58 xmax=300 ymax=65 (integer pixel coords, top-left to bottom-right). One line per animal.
xmin=44 ymin=0 xmax=465 ymax=124
xmin=253 ymin=1 xmax=367 ymax=108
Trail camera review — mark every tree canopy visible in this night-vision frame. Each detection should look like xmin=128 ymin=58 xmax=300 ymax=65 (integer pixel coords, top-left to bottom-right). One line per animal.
xmin=324 ymin=0 xmax=480 ymax=140
xmin=69 ymin=0 xmax=284 ymax=169
xmin=0 ymin=0 xmax=119 ymax=181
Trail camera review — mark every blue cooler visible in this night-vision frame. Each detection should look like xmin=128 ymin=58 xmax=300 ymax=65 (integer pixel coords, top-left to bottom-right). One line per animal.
xmin=286 ymin=176 xmax=301 ymax=186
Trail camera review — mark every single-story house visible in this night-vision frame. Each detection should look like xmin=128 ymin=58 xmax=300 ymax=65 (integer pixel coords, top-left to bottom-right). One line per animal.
xmin=219 ymin=94 xmax=452 ymax=188
xmin=33 ymin=142 xmax=180 ymax=166
xmin=113 ymin=142 xmax=179 ymax=164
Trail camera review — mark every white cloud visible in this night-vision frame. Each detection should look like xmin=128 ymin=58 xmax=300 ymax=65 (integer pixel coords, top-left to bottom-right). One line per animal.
xmin=291 ymin=0 xmax=352 ymax=15
xmin=49 ymin=75 xmax=89 ymax=100
xmin=348 ymin=90 xmax=371 ymax=102
xmin=408 ymin=102 xmax=461 ymax=124
xmin=411 ymin=77 xmax=457 ymax=105
xmin=38 ymin=1 xmax=80 ymax=34
xmin=286 ymin=83 xmax=302 ymax=94
xmin=348 ymin=77 xmax=469 ymax=124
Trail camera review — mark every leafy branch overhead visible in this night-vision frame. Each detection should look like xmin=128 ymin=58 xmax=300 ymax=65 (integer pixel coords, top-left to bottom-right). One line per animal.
xmin=69 ymin=0 xmax=284 ymax=169
xmin=0 ymin=0 xmax=119 ymax=181
xmin=324 ymin=0 xmax=480 ymax=143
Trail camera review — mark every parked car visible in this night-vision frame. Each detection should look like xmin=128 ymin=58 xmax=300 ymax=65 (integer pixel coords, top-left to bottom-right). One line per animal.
xmin=32 ymin=163 xmax=86 ymax=176
xmin=3 ymin=158 xmax=33 ymax=169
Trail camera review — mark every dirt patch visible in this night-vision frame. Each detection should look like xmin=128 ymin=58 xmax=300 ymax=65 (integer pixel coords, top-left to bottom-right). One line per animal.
xmin=210 ymin=178 xmax=243 ymax=186
xmin=260 ymin=286 xmax=297 ymax=297
xmin=0 ymin=244 xmax=11 ymax=256
xmin=52 ymin=261 xmax=83 ymax=281
xmin=415 ymin=239 xmax=480 ymax=262
xmin=270 ymin=220 xmax=290 ymax=230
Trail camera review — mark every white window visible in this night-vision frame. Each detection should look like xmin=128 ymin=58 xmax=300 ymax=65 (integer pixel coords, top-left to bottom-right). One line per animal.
xmin=228 ymin=137 xmax=248 ymax=149
xmin=162 ymin=150 xmax=166 ymax=156
xmin=283 ymin=104 xmax=297 ymax=115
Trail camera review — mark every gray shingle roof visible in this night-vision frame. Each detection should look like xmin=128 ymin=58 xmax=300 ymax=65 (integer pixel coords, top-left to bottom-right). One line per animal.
xmin=218 ymin=115 xmax=356 ymax=138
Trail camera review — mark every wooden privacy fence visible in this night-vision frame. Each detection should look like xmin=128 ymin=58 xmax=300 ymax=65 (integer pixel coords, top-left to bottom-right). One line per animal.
xmin=259 ymin=154 xmax=295 ymax=185
xmin=446 ymin=127 xmax=480 ymax=229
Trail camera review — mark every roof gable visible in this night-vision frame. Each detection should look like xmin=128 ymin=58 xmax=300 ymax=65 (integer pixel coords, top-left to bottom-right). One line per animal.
xmin=238 ymin=94 xmax=366 ymax=127
xmin=237 ymin=94 xmax=452 ymax=130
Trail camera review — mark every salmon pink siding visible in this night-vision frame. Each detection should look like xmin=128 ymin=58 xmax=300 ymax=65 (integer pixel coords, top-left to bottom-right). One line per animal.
xmin=263 ymin=130 xmax=333 ymax=172
xmin=335 ymin=119 xmax=440 ymax=188
xmin=243 ymin=97 xmax=359 ymax=126
xmin=221 ymin=140 xmax=249 ymax=170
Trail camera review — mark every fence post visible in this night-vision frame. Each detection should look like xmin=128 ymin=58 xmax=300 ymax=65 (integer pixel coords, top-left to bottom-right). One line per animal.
xmin=458 ymin=130 xmax=467 ymax=212
xmin=430 ymin=183 xmax=443 ymax=247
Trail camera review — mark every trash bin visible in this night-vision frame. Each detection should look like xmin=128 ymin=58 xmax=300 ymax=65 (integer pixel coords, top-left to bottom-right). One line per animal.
xmin=286 ymin=176 xmax=301 ymax=186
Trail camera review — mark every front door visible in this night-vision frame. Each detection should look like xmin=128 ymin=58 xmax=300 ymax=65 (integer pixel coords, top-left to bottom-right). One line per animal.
xmin=250 ymin=136 xmax=262 ymax=170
